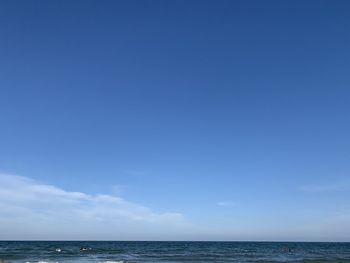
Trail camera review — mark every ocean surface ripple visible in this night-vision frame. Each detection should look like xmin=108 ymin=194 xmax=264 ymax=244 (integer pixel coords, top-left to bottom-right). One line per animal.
xmin=0 ymin=241 xmax=350 ymax=263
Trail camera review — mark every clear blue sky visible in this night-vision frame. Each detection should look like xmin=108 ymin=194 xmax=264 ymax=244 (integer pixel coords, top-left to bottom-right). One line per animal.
xmin=0 ymin=0 xmax=350 ymax=241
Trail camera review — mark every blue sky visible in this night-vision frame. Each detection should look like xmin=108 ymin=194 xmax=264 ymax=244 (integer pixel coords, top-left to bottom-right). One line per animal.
xmin=0 ymin=0 xmax=350 ymax=241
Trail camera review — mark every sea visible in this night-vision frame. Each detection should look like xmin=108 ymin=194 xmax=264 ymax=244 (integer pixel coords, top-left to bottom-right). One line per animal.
xmin=0 ymin=241 xmax=350 ymax=263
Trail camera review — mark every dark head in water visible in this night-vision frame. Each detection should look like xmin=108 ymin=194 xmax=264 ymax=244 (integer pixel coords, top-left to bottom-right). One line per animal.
xmin=282 ymin=247 xmax=292 ymax=253
xmin=80 ymin=247 xmax=92 ymax=251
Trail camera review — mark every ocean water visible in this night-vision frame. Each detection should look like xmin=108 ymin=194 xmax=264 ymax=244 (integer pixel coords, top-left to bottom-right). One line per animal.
xmin=0 ymin=241 xmax=350 ymax=263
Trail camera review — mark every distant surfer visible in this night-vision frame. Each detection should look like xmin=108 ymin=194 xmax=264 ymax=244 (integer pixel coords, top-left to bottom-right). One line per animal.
xmin=282 ymin=247 xmax=292 ymax=253
xmin=80 ymin=247 xmax=91 ymax=251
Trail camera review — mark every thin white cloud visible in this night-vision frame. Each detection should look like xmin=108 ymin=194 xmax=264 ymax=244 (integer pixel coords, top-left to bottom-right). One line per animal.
xmin=0 ymin=174 xmax=193 ymax=240
xmin=2 ymin=173 xmax=350 ymax=241
xmin=123 ymin=170 xmax=149 ymax=177
xmin=217 ymin=201 xmax=236 ymax=207
xmin=300 ymin=179 xmax=350 ymax=193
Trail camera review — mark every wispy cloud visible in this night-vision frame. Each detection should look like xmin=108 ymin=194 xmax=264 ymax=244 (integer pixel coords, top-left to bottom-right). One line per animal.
xmin=123 ymin=170 xmax=149 ymax=177
xmin=2 ymin=173 xmax=350 ymax=241
xmin=217 ymin=201 xmax=236 ymax=207
xmin=300 ymin=179 xmax=350 ymax=193
xmin=0 ymin=174 xmax=193 ymax=240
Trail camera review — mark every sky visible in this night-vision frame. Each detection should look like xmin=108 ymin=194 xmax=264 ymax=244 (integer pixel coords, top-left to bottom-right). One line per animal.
xmin=0 ymin=0 xmax=350 ymax=241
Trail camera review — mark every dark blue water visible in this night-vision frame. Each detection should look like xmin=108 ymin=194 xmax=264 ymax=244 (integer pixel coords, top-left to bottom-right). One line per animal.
xmin=0 ymin=241 xmax=350 ymax=263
